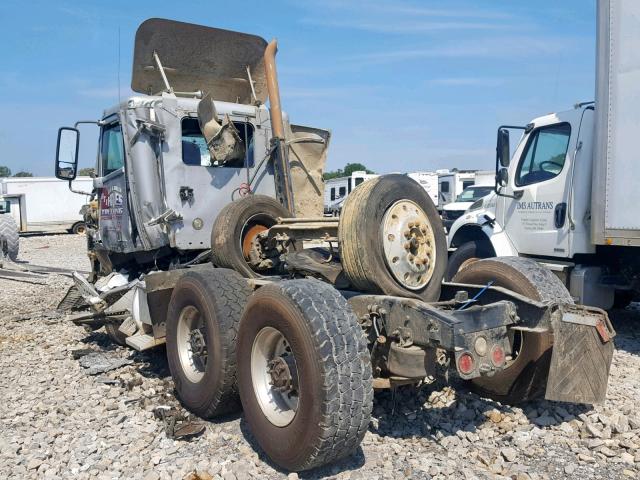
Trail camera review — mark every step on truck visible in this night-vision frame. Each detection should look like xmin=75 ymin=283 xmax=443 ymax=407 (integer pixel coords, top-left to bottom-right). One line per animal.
xmin=447 ymin=0 xmax=640 ymax=311
xmin=55 ymin=18 xmax=615 ymax=472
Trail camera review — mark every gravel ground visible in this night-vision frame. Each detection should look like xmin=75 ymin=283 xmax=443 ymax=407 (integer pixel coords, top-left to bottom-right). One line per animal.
xmin=1 ymin=234 xmax=639 ymax=480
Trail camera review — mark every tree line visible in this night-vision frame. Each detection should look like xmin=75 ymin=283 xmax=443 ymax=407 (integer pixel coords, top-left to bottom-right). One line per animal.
xmin=0 ymin=166 xmax=96 ymax=178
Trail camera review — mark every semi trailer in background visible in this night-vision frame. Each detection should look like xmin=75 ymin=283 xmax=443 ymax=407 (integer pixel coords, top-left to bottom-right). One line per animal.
xmin=1 ymin=177 xmax=91 ymax=234
xmin=447 ymin=0 xmax=640 ymax=310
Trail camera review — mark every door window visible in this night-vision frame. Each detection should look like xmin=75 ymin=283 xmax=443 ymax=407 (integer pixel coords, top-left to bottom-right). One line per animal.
xmin=515 ymin=123 xmax=571 ymax=186
xmin=100 ymin=123 xmax=125 ymax=176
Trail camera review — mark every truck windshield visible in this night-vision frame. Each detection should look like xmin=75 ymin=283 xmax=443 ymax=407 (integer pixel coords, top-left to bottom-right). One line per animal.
xmin=456 ymin=186 xmax=493 ymax=202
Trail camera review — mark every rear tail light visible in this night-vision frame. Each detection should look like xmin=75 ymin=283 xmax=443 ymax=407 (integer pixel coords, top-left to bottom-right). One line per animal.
xmin=491 ymin=345 xmax=506 ymax=367
xmin=457 ymin=352 xmax=475 ymax=375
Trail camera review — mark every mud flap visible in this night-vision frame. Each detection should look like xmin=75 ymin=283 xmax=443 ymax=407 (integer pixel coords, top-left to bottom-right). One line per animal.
xmin=545 ymin=305 xmax=615 ymax=404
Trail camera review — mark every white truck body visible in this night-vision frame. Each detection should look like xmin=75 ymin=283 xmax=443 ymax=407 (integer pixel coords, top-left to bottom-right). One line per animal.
xmin=0 ymin=177 xmax=91 ymax=232
xmin=323 ymin=171 xmax=378 ymax=214
xmin=592 ymin=0 xmax=640 ymax=245
xmin=406 ymin=171 xmax=439 ymax=207
xmin=447 ymin=0 xmax=640 ymax=309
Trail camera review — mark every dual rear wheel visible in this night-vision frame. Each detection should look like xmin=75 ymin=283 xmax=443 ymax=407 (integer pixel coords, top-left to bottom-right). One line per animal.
xmin=166 ymin=268 xmax=373 ymax=471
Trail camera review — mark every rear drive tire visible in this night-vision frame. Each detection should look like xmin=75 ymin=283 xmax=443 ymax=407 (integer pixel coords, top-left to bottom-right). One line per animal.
xmin=445 ymin=240 xmax=492 ymax=281
xmin=237 ymin=279 xmax=373 ymax=471
xmin=339 ymin=174 xmax=447 ymax=301
xmin=452 ymin=256 xmax=573 ymax=403
xmin=0 ymin=214 xmax=19 ymax=261
xmin=210 ymin=195 xmax=292 ymax=278
xmin=166 ymin=268 xmax=251 ymax=417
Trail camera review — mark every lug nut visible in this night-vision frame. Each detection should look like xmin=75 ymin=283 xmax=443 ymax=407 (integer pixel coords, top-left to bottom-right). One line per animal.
xmin=403 ymin=242 xmax=411 ymax=250
xmin=408 ymin=254 xmax=415 ymax=262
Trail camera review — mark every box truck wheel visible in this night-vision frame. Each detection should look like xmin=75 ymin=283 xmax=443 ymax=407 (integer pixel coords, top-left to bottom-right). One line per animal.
xmin=0 ymin=214 xmax=19 ymax=261
xmin=236 ymin=279 xmax=373 ymax=471
xmin=210 ymin=195 xmax=293 ymax=277
xmin=452 ymin=257 xmax=574 ymax=403
xmin=445 ymin=240 xmax=492 ymax=281
xmin=166 ymin=268 xmax=251 ymax=418
xmin=339 ymin=174 xmax=447 ymax=301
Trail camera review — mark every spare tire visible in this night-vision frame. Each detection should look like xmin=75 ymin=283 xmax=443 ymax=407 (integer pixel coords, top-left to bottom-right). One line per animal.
xmin=210 ymin=195 xmax=292 ymax=278
xmin=339 ymin=174 xmax=447 ymax=301
xmin=452 ymin=256 xmax=573 ymax=403
xmin=0 ymin=214 xmax=19 ymax=261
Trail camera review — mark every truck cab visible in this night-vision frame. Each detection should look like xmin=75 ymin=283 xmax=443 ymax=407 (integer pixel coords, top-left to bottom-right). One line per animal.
xmin=447 ymin=103 xmax=618 ymax=307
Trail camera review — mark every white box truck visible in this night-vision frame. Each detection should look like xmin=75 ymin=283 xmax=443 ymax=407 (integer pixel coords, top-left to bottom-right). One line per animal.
xmin=447 ymin=0 xmax=640 ymax=309
xmin=1 ymin=177 xmax=91 ymax=234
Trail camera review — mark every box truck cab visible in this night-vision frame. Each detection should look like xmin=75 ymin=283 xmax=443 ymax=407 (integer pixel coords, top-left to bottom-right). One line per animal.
xmin=447 ymin=0 xmax=640 ymax=309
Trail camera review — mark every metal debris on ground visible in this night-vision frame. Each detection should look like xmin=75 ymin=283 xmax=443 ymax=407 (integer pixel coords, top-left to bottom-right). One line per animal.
xmin=77 ymin=351 xmax=134 ymax=375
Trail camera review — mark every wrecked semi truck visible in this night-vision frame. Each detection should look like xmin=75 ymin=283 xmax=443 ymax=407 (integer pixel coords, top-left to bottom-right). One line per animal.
xmin=446 ymin=0 xmax=640 ymax=310
xmin=55 ymin=19 xmax=615 ymax=472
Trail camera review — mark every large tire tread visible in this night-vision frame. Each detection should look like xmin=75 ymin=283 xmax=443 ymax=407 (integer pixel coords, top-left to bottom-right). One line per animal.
xmin=0 ymin=214 xmax=19 ymax=261
xmin=239 ymin=279 xmax=373 ymax=471
xmin=167 ymin=268 xmax=251 ymax=418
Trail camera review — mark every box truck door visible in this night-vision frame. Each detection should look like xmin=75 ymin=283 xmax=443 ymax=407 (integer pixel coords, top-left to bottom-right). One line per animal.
xmin=499 ymin=114 xmax=576 ymax=257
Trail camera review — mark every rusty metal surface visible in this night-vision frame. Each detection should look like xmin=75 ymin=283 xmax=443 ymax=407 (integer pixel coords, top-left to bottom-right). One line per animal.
xmin=545 ymin=306 xmax=615 ymax=405
xmin=132 ymin=19 xmax=267 ymax=102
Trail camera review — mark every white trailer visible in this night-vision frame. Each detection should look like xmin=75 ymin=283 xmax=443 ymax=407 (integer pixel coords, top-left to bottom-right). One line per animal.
xmin=1 ymin=177 xmax=91 ymax=233
xmin=406 ymin=171 xmax=439 ymax=207
xmin=323 ymin=171 xmax=378 ymax=214
xmin=438 ymin=171 xmax=476 ymax=207
xmin=447 ymin=0 xmax=640 ymax=309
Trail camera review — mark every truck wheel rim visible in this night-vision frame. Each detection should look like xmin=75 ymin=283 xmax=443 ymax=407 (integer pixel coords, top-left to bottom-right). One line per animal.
xmin=381 ymin=199 xmax=436 ymax=290
xmin=251 ymin=326 xmax=299 ymax=427
xmin=176 ymin=305 xmax=207 ymax=383
xmin=240 ymin=213 xmax=274 ymax=267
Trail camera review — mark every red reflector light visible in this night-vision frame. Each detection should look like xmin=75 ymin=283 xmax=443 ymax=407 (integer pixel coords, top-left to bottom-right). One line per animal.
xmin=457 ymin=353 xmax=475 ymax=374
xmin=491 ymin=345 xmax=505 ymax=367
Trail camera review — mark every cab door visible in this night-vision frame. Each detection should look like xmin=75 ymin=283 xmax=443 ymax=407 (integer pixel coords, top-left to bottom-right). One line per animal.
xmin=499 ymin=111 xmax=578 ymax=258
xmin=96 ymin=118 xmax=133 ymax=253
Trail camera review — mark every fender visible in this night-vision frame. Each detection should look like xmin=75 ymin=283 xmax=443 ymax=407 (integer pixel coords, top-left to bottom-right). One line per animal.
xmin=447 ymin=202 xmax=518 ymax=257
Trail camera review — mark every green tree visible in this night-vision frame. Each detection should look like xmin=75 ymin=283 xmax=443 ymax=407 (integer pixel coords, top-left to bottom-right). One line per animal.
xmin=13 ymin=171 xmax=33 ymax=177
xmin=323 ymin=162 xmax=375 ymax=180
xmin=0 ymin=166 xmax=11 ymax=177
xmin=78 ymin=167 xmax=96 ymax=177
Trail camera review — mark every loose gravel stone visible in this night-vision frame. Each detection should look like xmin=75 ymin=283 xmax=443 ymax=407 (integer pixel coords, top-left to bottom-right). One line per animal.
xmin=0 ymin=234 xmax=639 ymax=479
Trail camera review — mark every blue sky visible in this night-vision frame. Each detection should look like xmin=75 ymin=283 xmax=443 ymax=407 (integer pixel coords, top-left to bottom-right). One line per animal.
xmin=0 ymin=0 xmax=595 ymax=176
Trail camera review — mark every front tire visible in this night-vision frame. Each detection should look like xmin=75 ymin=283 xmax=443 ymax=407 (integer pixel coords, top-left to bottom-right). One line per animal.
xmin=166 ymin=268 xmax=251 ymax=417
xmin=237 ymin=279 xmax=373 ymax=471
xmin=445 ymin=240 xmax=492 ymax=281
xmin=453 ymin=257 xmax=574 ymax=403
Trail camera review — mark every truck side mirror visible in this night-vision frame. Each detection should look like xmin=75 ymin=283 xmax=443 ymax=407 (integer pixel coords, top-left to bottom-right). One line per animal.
xmin=497 ymin=128 xmax=510 ymax=167
xmin=55 ymin=127 xmax=79 ymax=181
